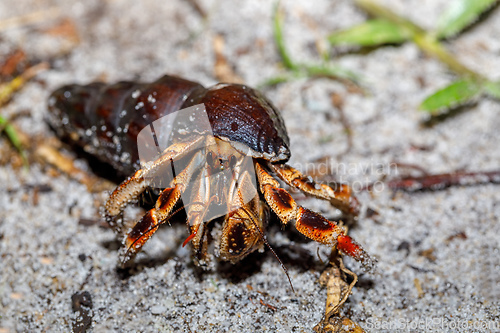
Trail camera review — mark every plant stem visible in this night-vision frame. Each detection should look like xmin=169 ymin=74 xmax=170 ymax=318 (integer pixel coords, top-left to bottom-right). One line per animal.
xmin=354 ymin=0 xmax=423 ymax=34
xmin=354 ymin=0 xmax=484 ymax=80
xmin=412 ymin=33 xmax=480 ymax=79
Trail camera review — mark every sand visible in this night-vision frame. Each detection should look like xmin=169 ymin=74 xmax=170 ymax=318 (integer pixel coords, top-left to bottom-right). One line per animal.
xmin=0 ymin=0 xmax=499 ymax=332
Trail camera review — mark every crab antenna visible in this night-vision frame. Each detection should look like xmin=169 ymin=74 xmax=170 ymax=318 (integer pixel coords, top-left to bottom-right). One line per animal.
xmin=243 ymin=205 xmax=295 ymax=293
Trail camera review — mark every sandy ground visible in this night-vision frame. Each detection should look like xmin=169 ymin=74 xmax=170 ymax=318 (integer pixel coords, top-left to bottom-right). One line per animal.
xmin=0 ymin=0 xmax=499 ymax=332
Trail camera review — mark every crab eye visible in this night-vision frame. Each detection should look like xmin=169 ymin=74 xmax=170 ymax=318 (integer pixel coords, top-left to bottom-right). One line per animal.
xmin=206 ymin=152 xmax=214 ymax=166
xmin=229 ymin=155 xmax=237 ymax=169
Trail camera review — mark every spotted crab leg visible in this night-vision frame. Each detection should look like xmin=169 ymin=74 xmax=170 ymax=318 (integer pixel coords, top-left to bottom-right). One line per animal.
xmin=119 ymin=151 xmax=204 ymax=264
xmin=104 ymin=136 xmax=205 ymax=230
xmin=256 ymin=163 xmax=369 ymax=264
xmin=218 ymin=170 xmax=266 ymax=263
xmin=268 ymin=163 xmax=359 ymax=216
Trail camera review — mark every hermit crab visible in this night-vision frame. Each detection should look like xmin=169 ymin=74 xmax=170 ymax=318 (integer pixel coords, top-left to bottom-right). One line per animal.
xmin=48 ymin=75 xmax=370 ymax=270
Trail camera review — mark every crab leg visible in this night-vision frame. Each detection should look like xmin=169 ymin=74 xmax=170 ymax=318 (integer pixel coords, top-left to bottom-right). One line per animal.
xmin=182 ymin=165 xmax=211 ymax=260
xmin=105 ymin=136 xmax=205 ymax=229
xmin=184 ymin=151 xmax=262 ymax=262
xmin=218 ymin=170 xmax=266 ymax=263
xmin=256 ymin=163 xmax=368 ymax=263
xmin=268 ymin=163 xmax=359 ymax=216
xmin=119 ymin=151 xmax=204 ymax=264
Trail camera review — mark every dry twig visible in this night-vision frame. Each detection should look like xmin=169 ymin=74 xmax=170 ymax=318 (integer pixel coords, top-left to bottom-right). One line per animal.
xmin=0 ymin=7 xmax=61 ymax=32
xmin=314 ymin=250 xmax=365 ymax=333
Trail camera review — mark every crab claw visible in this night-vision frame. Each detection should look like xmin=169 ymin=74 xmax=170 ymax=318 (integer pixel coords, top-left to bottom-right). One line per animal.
xmin=337 ymin=234 xmax=370 ymax=264
xmin=182 ymin=227 xmax=198 ymax=247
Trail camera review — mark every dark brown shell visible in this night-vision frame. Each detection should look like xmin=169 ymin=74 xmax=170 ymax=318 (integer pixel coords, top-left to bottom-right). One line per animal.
xmin=48 ymin=75 xmax=290 ymax=177
xmin=191 ymin=84 xmax=290 ymax=162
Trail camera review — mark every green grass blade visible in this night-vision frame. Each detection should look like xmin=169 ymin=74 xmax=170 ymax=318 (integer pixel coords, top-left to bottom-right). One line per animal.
xmin=420 ymin=79 xmax=482 ymax=114
xmin=483 ymin=81 xmax=500 ymax=99
xmin=0 ymin=115 xmax=28 ymax=165
xmin=259 ymin=73 xmax=301 ymax=88
xmin=273 ymin=2 xmax=297 ymax=70
xmin=328 ymin=19 xmax=412 ymax=47
xmin=303 ymin=63 xmax=361 ymax=83
xmin=436 ymin=0 xmax=498 ymax=39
